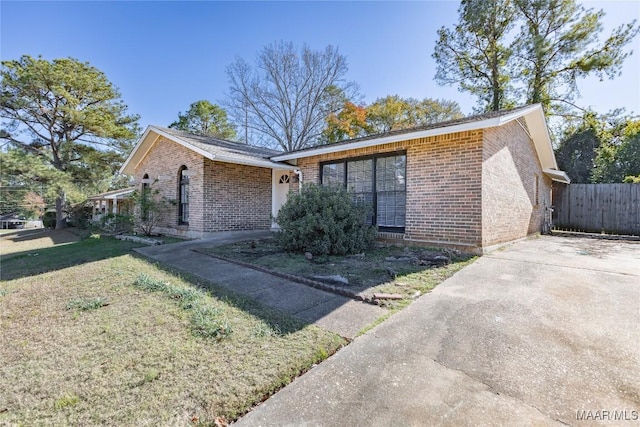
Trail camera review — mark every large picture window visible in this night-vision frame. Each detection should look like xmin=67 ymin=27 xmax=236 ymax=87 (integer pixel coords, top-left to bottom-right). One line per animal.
xmin=321 ymin=152 xmax=406 ymax=231
xmin=178 ymin=166 xmax=189 ymax=225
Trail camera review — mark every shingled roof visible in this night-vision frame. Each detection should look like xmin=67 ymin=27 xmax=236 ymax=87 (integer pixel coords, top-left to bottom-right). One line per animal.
xmin=120 ymin=126 xmax=292 ymax=174
xmin=156 ymin=127 xmax=282 ymax=159
xmin=272 ymin=105 xmax=538 ymax=160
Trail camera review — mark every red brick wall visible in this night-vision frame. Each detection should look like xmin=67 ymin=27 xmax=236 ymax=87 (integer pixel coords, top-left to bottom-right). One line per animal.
xmin=134 ymin=137 xmax=204 ymax=233
xmin=134 ymin=136 xmax=272 ymax=235
xmin=202 ymin=159 xmax=272 ymax=231
xmin=481 ymin=121 xmax=552 ymax=247
xmin=296 ymin=130 xmax=485 ymax=249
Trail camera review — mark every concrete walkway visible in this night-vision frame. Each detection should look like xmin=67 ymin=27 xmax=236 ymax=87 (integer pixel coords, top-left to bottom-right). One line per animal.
xmin=235 ymin=235 xmax=640 ymax=426
xmin=134 ymin=230 xmax=386 ymax=339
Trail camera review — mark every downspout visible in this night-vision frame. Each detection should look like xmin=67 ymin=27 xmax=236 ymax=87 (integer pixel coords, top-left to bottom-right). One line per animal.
xmin=294 ymin=169 xmax=303 ymax=193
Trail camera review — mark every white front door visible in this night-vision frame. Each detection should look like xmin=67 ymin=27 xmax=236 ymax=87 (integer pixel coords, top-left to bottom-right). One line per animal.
xmin=271 ymin=170 xmax=291 ymax=228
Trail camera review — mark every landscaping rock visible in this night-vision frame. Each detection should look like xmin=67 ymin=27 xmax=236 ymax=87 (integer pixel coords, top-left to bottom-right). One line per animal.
xmin=115 ymin=235 xmax=162 ymax=245
xmin=311 ymin=275 xmax=349 ymax=286
xmin=373 ymin=293 xmax=403 ymax=300
xmin=384 ymin=256 xmax=414 ymax=262
xmin=304 ymin=252 xmax=313 ymax=260
xmin=386 ymin=267 xmax=397 ymax=279
xmin=413 ymin=252 xmax=451 ymax=266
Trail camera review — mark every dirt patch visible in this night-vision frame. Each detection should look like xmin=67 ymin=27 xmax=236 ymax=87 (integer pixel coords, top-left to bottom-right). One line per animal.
xmin=203 ymin=239 xmax=475 ymax=309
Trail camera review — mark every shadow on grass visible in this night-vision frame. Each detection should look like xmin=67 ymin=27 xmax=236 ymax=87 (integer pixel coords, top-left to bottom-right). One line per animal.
xmin=0 ymin=235 xmax=146 ymax=281
xmin=1 ymin=233 xmax=320 ymax=336
xmin=0 ymin=228 xmax=86 ymax=246
xmin=134 ymin=253 xmax=313 ymax=337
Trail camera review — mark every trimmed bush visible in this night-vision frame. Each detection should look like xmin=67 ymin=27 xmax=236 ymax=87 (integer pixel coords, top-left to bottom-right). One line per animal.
xmin=42 ymin=211 xmax=56 ymax=229
xmin=275 ymin=183 xmax=377 ymax=255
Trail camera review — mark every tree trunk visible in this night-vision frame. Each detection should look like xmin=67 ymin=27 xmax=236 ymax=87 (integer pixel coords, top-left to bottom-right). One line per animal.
xmin=55 ymin=191 xmax=67 ymax=230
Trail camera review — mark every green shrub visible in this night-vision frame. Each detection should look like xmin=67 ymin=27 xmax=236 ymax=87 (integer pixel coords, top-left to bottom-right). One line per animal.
xmin=67 ymin=204 xmax=93 ymax=229
xmin=42 ymin=211 xmax=56 ymax=229
xmin=275 ymin=183 xmax=377 ymax=255
xmin=99 ymin=213 xmax=134 ymax=234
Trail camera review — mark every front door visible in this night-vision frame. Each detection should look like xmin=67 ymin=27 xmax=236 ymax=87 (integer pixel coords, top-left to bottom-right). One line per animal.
xmin=271 ymin=170 xmax=291 ymax=228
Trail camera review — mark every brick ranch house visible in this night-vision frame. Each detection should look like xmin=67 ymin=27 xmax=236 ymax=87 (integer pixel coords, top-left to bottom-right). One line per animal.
xmin=120 ymin=104 xmax=570 ymax=253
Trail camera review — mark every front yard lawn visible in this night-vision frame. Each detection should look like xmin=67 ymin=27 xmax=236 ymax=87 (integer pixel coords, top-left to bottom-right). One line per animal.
xmin=203 ymin=238 xmax=476 ymax=309
xmin=0 ymin=231 xmax=345 ymax=425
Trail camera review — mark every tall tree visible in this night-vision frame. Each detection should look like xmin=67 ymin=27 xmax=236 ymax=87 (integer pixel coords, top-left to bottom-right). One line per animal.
xmin=366 ymin=95 xmax=415 ymax=133
xmin=322 ymin=101 xmax=370 ymax=143
xmin=514 ymin=0 xmax=639 ymax=115
xmin=555 ymin=126 xmax=601 ymax=183
xmin=433 ymin=0 xmax=639 ymax=116
xmin=169 ymin=100 xmax=237 ymax=140
xmin=0 ymin=56 xmax=139 ymax=229
xmin=366 ymin=96 xmax=464 ymax=134
xmin=433 ymin=0 xmax=517 ymax=111
xmin=592 ymin=117 xmax=640 ymax=183
xmin=225 ymin=41 xmax=358 ymax=151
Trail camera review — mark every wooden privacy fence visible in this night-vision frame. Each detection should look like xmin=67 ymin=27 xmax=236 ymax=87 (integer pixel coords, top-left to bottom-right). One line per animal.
xmin=552 ymin=183 xmax=640 ymax=236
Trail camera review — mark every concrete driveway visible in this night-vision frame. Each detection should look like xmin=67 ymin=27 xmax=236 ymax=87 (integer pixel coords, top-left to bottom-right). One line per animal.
xmin=236 ymin=235 xmax=640 ymax=426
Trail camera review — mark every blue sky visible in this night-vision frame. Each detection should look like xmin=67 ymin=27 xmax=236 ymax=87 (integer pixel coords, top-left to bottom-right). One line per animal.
xmin=1 ymin=1 xmax=639 ymax=129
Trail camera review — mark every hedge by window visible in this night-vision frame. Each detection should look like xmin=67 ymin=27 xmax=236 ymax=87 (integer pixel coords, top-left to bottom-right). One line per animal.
xmin=320 ymin=152 xmax=406 ymax=231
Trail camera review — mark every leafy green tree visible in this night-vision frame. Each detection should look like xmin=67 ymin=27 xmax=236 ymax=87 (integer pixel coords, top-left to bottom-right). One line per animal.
xmin=433 ymin=0 xmax=639 ymax=115
xmin=433 ymin=0 xmax=517 ymax=111
xmin=322 ymin=101 xmax=371 ymax=143
xmin=592 ymin=118 xmax=640 ymax=183
xmin=366 ymin=95 xmax=415 ymax=133
xmin=555 ymin=127 xmax=601 ymax=183
xmin=414 ymin=98 xmax=464 ymax=125
xmin=226 ymin=41 xmax=359 ymax=151
xmin=0 ymin=148 xmax=60 ymax=215
xmin=366 ymin=96 xmax=463 ymax=134
xmin=169 ymin=100 xmax=237 ymax=140
xmin=514 ymin=0 xmax=639 ymax=115
xmin=0 ymin=56 xmax=139 ymax=229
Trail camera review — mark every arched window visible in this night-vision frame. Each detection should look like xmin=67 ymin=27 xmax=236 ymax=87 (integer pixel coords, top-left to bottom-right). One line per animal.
xmin=279 ymin=174 xmax=290 ymax=184
xmin=141 ymin=174 xmax=150 ymax=220
xmin=178 ymin=166 xmax=189 ymax=224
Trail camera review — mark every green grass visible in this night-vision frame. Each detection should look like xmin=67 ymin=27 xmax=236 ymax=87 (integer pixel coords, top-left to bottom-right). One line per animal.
xmin=205 ymin=239 xmax=476 ymax=309
xmin=66 ymin=297 xmax=109 ymax=312
xmin=0 ymin=230 xmax=346 ymax=425
xmin=132 ymin=274 xmax=232 ymax=340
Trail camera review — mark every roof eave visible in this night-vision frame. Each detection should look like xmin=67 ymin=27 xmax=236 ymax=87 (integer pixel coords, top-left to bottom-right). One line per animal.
xmin=521 ymin=106 xmax=559 ymax=171
xmin=212 ymin=155 xmax=296 ymax=170
xmin=119 ymin=126 xmax=155 ymax=175
xmin=120 ymin=126 xmax=295 ymax=174
xmin=272 ymin=105 xmax=545 ymax=162
xmin=543 ymin=168 xmax=571 ymax=184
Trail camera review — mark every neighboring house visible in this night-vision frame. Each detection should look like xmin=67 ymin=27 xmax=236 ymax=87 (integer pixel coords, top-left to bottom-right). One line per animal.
xmin=0 ymin=213 xmax=25 ymax=229
xmin=88 ymin=187 xmax=135 ymax=221
xmin=120 ymin=104 xmax=570 ymax=253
